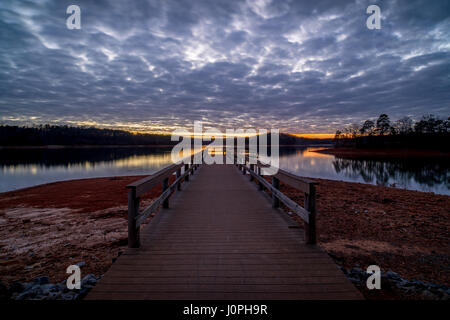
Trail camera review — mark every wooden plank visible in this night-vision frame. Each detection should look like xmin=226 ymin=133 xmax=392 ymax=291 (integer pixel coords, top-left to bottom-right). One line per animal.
xmin=88 ymin=164 xmax=362 ymax=300
xmin=90 ymin=283 xmax=355 ymax=294
xmin=97 ymin=276 xmax=351 ymax=286
xmin=87 ymin=291 xmax=360 ymax=300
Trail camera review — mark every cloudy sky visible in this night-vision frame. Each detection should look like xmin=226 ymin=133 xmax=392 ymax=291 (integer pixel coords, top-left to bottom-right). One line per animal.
xmin=0 ymin=0 xmax=449 ymax=134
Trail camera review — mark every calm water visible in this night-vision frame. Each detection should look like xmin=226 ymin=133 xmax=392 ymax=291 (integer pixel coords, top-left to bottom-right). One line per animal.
xmin=0 ymin=146 xmax=449 ymax=195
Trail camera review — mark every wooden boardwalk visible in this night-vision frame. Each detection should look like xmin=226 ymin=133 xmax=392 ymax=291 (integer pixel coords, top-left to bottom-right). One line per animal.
xmin=87 ymin=164 xmax=362 ymax=300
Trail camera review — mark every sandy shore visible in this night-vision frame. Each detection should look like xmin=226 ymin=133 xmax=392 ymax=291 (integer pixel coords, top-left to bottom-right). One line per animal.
xmin=0 ymin=173 xmax=448 ymax=299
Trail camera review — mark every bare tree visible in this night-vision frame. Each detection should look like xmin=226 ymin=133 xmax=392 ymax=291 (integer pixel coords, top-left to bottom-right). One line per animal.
xmin=376 ymin=114 xmax=391 ymax=135
xmin=360 ymin=120 xmax=375 ymax=135
xmin=393 ymin=116 xmax=413 ymax=135
xmin=348 ymin=123 xmax=361 ymax=139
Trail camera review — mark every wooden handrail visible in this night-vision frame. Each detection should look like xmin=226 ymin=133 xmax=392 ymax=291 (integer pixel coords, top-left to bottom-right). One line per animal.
xmin=239 ymin=159 xmax=318 ymax=244
xmin=127 ymin=154 xmax=200 ymax=248
xmin=126 ymin=163 xmax=182 ymax=197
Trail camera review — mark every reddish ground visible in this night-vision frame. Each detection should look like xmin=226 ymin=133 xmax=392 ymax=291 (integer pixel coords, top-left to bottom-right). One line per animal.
xmin=0 ymin=175 xmax=170 ymax=286
xmin=315 ymin=147 xmax=450 ymax=159
xmin=273 ymin=178 xmax=450 ymax=289
xmin=0 ymin=173 xmax=449 ymax=300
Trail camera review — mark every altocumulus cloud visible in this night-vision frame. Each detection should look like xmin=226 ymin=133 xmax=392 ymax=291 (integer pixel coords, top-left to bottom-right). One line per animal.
xmin=0 ymin=0 xmax=449 ymax=133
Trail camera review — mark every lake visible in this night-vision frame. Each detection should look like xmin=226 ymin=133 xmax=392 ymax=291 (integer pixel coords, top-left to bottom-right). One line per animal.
xmin=0 ymin=146 xmax=448 ymax=195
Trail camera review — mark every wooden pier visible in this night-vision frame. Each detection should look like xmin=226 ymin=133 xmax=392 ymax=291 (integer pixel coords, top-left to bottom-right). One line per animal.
xmin=87 ymin=161 xmax=362 ymax=300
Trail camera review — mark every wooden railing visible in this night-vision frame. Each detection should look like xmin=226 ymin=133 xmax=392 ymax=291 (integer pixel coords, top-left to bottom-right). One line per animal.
xmin=237 ymin=160 xmax=318 ymax=244
xmin=126 ymin=155 xmax=200 ymax=248
xmin=126 ymin=148 xmax=317 ymax=247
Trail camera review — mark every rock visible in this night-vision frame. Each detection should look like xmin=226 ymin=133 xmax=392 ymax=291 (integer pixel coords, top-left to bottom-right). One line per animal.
xmin=385 ymin=271 xmax=401 ymax=280
xmin=57 ymin=280 xmax=68 ymax=292
xmin=40 ymin=283 xmax=56 ymax=292
xmin=16 ymin=286 xmax=42 ymax=300
xmin=401 ymin=280 xmax=415 ymax=287
xmin=395 ymin=280 xmax=409 ymax=289
xmin=426 ymin=283 xmax=439 ymax=289
xmin=350 ymin=267 xmax=364 ymax=274
xmin=77 ymin=287 xmax=91 ymax=299
xmin=61 ymin=292 xmax=77 ymax=300
xmin=21 ymin=282 xmax=34 ymax=292
xmin=34 ymin=276 xmax=50 ymax=285
xmin=7 ymin=273 xmax=102 ymax=300
xmin=81 ymin=274 xmax=98 ymax=287
xmin=347 ymin=277 xmax=360 ymax=283
xmin=46 ymin=292 xmax=61 ymax=300
xmin=412 ymin=280 xmax=427 ymax=289
xmin=422 ymin=290 xmax=436 ymax=300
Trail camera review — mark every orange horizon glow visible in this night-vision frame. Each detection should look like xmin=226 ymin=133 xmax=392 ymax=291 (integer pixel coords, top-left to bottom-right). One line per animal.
xmin=128 ymin=130 xmax=335 ymax=139
xmin=58 ymin=122 xmax=335 ymax=139
xmin=291 ymin=133 xmax=335 ymax=139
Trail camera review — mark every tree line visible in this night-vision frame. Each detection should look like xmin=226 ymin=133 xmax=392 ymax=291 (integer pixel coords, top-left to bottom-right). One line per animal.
xmin=334 ymin=114 xmax=450 ymax=150
xmin=0 ymin=124 xmax=333 ymax=147
xmin=0 ymin=125 xmax=177 ymax=146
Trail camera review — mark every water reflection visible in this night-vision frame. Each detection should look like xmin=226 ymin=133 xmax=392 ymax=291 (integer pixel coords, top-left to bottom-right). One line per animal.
xmin=279 ymin=147 xmax=449 ymax=195
xmin=332 ymin=158 xmax=450 ymax=190
xmin=0 ymin=147 xmax=173 ymax=193
xmin=0 ymin=146 xmax=448 ymax=195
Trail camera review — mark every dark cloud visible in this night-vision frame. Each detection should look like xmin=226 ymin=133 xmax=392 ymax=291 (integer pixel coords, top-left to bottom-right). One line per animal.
xmin=0 ymin=0 xmax=449 ymax=133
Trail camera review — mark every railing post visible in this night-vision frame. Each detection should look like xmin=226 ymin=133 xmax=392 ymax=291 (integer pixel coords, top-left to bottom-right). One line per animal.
xmin=249 ymin=164 xmax=254 ymax=181
xmin=184 ymin=163 xmax=189 ymax=181
xmin=242 ymin=164 xmax=246 ymax=174
xmin=128 ymin=188 xmax=140 ymax=248
xmin=304 ymin=184 xmax=317 ymax=244
xmin=272 ymin=177 xmax=280 ymax=208
xmin=258 ymin=166 xmax=263 ymax=190
xmin=162 ymin=177 xmax=169 ymax=208
xmin=176 ymin=168 xmax=181 ymax=191
xmin=190 ymin=156 xmax=195 ymax=175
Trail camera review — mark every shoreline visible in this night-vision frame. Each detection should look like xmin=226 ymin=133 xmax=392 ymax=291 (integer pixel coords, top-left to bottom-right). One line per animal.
xmin=0 ymin=145 xmax=176 ymax=149
xmin=0 ymin=174 xmax=448 ymax=299
xmin=314 ymin=147 xmax=450 ymax=159
xmin=0 ymin=174 xmax=149 ymax=196
xmin=0 ymin=144 xmax=333 ymax=150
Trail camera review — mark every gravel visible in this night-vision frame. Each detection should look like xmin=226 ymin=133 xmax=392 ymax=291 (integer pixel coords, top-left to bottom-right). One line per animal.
xmin=4 ymin=273 xmax=102 ymax=300
xmin=342 ymin=266 xmax=449 ymax=300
